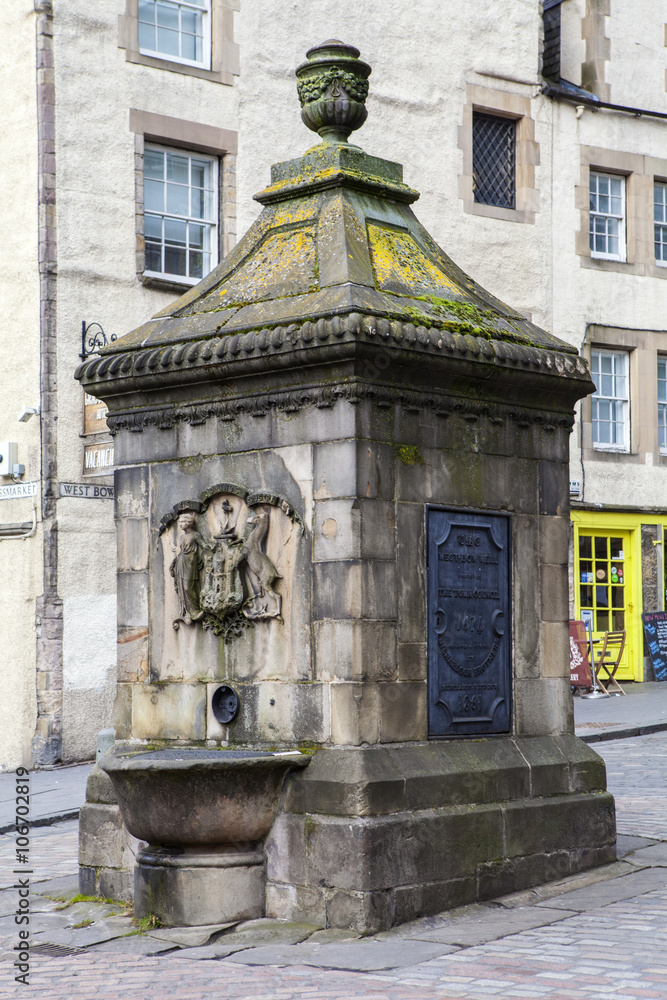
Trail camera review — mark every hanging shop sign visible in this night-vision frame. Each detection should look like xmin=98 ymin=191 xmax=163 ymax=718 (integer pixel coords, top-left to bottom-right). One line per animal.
xmin=83 ymin=391 xmax=109 ymax=436
xmin=83 ymin=441 xmax=114 ymax=476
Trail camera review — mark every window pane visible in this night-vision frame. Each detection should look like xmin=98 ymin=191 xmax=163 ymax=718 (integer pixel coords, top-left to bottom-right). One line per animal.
xmin=144 ymin=213 xmax=162 ymax=240
xmin=579 ymin=536 xmax=592 ymax=559
xmin=166 ymin=182 xmax=189 ymax=216
xmin=144 ymin=150 xmax=164 ymax=179
xmin=138 ymin=0 xmax=155 ymax=23
xmin=145 ymin=241 xmax=162 ymax=272
xmin=138 ymin=21 xmax=155 ymax=49
xmin=144 ymin=179 xmax=164 ymax=212
xmin=472 ymin=113 xmax=516 ymax=209
xmin=165 ymin=245 xmax=187 ymax=275
xmin=166 ymin=153 xmax=189 ymax=184
xmin=157 ymin=26 xmax=180 ymax=56
xmin=164 ymin=218 xmax=187 ymax=245
xmin=189 ymin=223 xmax=204 ymax=249
xmin=189 ymin=250 xmax=204 ymax=279
xmin=157 ymin=2 xmax=179 ymax=29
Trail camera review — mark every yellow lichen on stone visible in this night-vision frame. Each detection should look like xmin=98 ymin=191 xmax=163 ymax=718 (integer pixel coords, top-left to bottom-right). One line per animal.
xmin=368 ymin=223 xmax=465 ymax=297
xmin=213 ymin=226 xmax=319 ymax=306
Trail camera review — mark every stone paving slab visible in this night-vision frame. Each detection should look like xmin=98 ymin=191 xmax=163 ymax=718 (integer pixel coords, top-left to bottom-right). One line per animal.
xmin=88 ymin=934 xmax=180 ymax=956
xmin=147 ymin=921 xmax=236 ymax=947
xmin=625 ymin=841 xmax=667 ymax=865
xmin=535 ymin=866 xmax=665 ymax=910
xmin=385 ymin=904 xmax=577 ymax=946
xmin=223 ymin=938 xmax=455 ymax=970
xmin=33 ymin=914 xmax=134 ymax=949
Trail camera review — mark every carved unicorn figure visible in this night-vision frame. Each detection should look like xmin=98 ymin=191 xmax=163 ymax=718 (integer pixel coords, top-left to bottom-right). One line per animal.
xmin=241 ymin=505 xmax=282 ymax=619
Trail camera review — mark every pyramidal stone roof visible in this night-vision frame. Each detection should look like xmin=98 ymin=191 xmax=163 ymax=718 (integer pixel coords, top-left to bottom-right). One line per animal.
xmin=76 ymin=40 xmax=592 ymax=423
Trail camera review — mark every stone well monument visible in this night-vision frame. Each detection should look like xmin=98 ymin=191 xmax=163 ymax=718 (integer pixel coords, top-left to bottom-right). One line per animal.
xmin=77 ymin=41 xmax=615 ymax=932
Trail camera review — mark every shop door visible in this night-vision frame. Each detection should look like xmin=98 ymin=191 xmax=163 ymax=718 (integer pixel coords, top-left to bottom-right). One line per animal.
xmin=576 ymin=530 xmax=635 ymax=679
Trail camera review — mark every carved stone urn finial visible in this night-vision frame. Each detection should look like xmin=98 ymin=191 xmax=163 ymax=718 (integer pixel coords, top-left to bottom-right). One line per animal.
xmin=295 ymin=39 xmax=371 ymax=145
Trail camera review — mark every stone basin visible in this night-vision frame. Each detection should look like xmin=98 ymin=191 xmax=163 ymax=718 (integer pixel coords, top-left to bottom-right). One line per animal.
xmin=99 ymin=746 xmax=310 ymax=847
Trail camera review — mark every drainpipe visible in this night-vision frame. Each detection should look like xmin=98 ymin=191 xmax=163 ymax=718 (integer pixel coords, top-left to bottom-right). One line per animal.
xmin=32 ymin=0 xmax=62 ymax=766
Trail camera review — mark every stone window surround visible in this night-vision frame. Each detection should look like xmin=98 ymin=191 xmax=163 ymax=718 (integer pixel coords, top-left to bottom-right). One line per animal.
xmin=119 ymin=0 xmax=239 ymax=86
xmin=581 ymin=324 xmax=667 ymax=465
xmin=130 ymin=109 xmax=238 ymax=293
xmin=458 ymin=84 xmax=539 ymax=225
xmin=576 ymin=146 xmax=667 ymax=279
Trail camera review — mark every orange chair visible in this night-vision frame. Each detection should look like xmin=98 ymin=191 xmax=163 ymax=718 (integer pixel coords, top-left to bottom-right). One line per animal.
xmin=593 ymin=631 xmax=626 ymax=695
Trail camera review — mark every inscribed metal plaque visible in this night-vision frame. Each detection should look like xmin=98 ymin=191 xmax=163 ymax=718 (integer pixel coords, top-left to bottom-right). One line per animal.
xmin=427 ymin=507 xmax=511 ymax=736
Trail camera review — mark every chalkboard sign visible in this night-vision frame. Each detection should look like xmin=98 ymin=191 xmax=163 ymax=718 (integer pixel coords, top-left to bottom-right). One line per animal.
xmin=642 ymin=611 xmax=667 ymax=681
xmin=427 ymin=507 xmax=511 ymax=737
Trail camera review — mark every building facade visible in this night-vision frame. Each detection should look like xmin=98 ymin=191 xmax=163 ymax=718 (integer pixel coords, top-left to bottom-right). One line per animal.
xmin=1 ymin=0 xmax=665 ymax=769
xmin=0 ymin=0 xmax=239 ymax=768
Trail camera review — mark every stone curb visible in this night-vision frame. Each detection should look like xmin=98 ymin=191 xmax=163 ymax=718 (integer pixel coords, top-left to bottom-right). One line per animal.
xmin=579 ymin=721 xmax=667 ymax=744
xmin=0 ymin=809 xmax=79 ymax=836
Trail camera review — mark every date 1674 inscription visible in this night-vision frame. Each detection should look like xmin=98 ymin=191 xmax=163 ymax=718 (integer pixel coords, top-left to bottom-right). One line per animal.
xmin=427 ymin=509 xmax=511 ymax=737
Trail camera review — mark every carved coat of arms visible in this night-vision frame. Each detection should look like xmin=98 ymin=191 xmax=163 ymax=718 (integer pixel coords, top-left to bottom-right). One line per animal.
xmin=159 ymin=484 xmax=301 ymax=641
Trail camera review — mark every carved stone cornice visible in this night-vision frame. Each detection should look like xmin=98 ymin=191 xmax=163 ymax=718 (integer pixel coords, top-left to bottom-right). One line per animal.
xmin=76 ymin=311 xmax=591 ymax=404
xmin=105 ymin=380 xmax=575 ymax=437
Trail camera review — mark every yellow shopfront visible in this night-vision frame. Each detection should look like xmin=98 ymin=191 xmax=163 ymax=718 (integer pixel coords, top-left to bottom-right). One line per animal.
xmin=571 ymin=510 xmax=667 ymax=683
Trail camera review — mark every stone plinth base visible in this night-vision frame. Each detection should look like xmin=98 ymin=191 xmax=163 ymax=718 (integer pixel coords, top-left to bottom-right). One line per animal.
xmin=265 ymin=736 xmax=616 ymax=933
xmin=134 ymin=845 xmax=265 ymax=926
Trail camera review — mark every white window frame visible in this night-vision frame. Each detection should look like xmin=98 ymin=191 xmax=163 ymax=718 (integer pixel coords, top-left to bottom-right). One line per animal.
xmin=655 ymin=181 xmax=667 ymax=267
xmin=590 ymin=348 xmax=630 ymax=453
xmin=589 ymin=171 xmax=626 ymax=262
xmin=659 ymin=357 xmax=667 ymax=453
xmin=143 ymin=143 xmax=218 ymax=286
xmin=138 ymin=0 xmax=211 ymax=71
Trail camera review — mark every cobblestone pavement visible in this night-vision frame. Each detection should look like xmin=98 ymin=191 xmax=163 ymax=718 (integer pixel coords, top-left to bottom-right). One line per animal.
xmin=1 ymin=734 xmax=667 ymax=998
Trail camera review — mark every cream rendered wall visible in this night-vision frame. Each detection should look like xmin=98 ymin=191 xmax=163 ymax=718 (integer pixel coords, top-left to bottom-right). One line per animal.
xmin=0 ymin=3 xmax=41 ymax=769
xmin=235 ymin=0 xmax=552 ymax=331
xmin=50 ymin=0 xmax=239 ymax=760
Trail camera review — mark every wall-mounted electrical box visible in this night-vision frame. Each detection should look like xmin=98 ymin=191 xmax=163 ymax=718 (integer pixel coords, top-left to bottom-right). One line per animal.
xmin=0 ymin=443 xmax=18 ymax=477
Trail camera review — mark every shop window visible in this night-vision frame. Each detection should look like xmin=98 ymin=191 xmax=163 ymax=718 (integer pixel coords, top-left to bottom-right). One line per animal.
xmin=589 ymin=172 xmax=625 ymax=261
xmin=578 ymin=533 xmax=627 ymax=635
xmin=143 ymin=144 xmax=217 ymax=284
xmin=659 ymin=357 xmax=667 ymax=452
xmin=590 ymin=348 xmax=629 ymax=452
xmin=655 ymin=181 xmax=667 ymax=265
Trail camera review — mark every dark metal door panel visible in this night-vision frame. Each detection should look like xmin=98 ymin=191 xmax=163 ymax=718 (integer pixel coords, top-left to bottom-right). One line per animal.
xmin=427 ymin=507 xmax=512 ymax=737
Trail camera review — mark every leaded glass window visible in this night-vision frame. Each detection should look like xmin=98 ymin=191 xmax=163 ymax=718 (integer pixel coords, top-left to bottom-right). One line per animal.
xmin=472 ymin=112 xmax=516 ymax=209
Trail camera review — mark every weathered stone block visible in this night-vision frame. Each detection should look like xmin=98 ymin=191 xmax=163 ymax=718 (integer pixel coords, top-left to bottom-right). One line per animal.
xmin=539 ymin=621 xmax=570 ymax=678
xmin=117 ymin=571 xmax=148 ymax=628
xmin=313 ymin=440 xmax=395 ymax=500
xmin=85 ymin=764 xmax=117 ymax=804
xmin=541 ymin=563 xmax=569 ymax=622
xmin=396 ymin=502 xmax=425 ymax=643
xmin=397 ymin=641 xmax=427 ymax=680
xmin=330 ymin=682 xmax=380 ymax=744
xmin=379 ymin=681 xmax=427 ymax=742
xmin=554 ymin=733 xmax=608 ymax=792
xmin=265 ymin=882 xmax=327 ymax=926
xmin=134 ymin=860 xmax=264 ymax=926
xmin=117 ymin=626 xmax=149 ymax=683
xmin=116 ymin=517 xmax=149 ymax=572
xmin=78 ymin=802 xmax=125 ymax=869
xmin=539 ymin=514 xmax=569 ymax=565
xmin=516 ymin=737 xmax=569 ymax=796
xmin=283 ymin=747 xmax=406 ymax=817
xmin=115 ymin=465 xmax=149 ymax=518
xmin=514 ymin=677 xmax=573 ymax=736
xmin=313 ymin=560 xmax=397 ymax=621
xmin=504 ymin=792 xmax=616 ymax=858
xmin=315 ymin=621 xmax=396 ymax=682
xmin=313 ymin=499 xmax=395 ymax=562
xmin=326 ymin=888 xmax=393 ymax=936
xmin=132 ymin=683 xmax=206 ymax=740
xmin=113 ymin=683 xmax=132 ymax=740
xmin=512 ymin=515 xmax=540 ymax=679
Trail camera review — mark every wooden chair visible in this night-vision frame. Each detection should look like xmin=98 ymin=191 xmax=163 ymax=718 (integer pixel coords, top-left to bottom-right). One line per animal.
xmin=593 ymin=631 xmax=626 ymax=695
xmin=569 ymin=620 xmax=593 ymax=691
